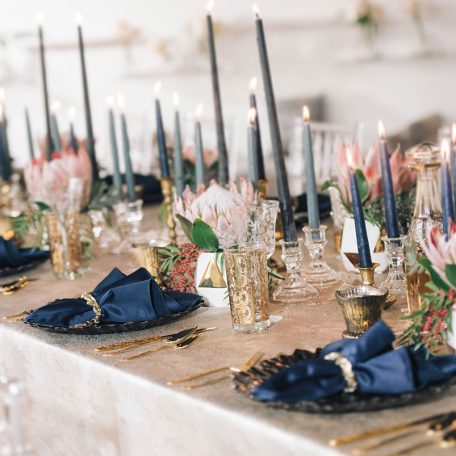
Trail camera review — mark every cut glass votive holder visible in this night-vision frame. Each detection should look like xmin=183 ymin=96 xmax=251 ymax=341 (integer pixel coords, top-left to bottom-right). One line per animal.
xmin=113 ymin=199 xmax=144 ymax=253
xmin=224 ymin=244 xmax=270 ymax=333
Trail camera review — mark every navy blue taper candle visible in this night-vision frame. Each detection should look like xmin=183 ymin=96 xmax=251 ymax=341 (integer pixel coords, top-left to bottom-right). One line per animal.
xmin=154 ymin=82 xmax=170 ymax=178
xmin=441 ymin=139 xmax=454 ymax=240
xmin=248 ymin=77 xmax=266 ymax=182
xmin=378 ymin=122 xmax=400 ymax=238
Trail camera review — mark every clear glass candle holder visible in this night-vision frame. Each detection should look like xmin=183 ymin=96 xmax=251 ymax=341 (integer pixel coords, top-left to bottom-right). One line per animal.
xmin=89 ymin=209 xmax=120 ymax=251
xmin=272 ymin=238 xmax=319 ymax=304
xmin=113 ymin=199 xmax=144 ymax=253
xmin=381 ymin=235 xmax=407 ymax=305
xmin=302 ymin=225 xmax=340 ymax=289
xmin=247 ymin=200 xmax=279 ymax=259
xmin=224 ymin=244 xmax=270 ymax=333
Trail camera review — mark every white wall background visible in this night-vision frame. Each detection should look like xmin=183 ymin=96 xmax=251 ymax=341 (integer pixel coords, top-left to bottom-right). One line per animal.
xmin=1 ymin=0 xmax=456 ymax=184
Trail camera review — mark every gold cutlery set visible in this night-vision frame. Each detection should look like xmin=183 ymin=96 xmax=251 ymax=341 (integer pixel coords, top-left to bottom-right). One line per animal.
xmin=0 ymin=276 xmax=36 ymax=296
xmin=94 ymin=326 xmax=216 ymax=362
xmin=330 ymin=411 xmax=456 ymax=455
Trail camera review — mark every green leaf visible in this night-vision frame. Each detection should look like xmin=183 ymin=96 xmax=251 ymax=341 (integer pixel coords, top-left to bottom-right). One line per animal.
xmin=176 ymin=214 xmax=194 ymax=243
xmin=419 ymin=258 xmax=449 ymax=292
xmin=354 ymin=169 xmax=369 ymax=204
xmin=191 ymin=218 xmax=219 ymax=252
xmin=35 ymin=201 xmax=51 ymax=212
xmin=445 ymin=264 xmax=456 ymax=289
xmin=321 ymin=180 xmax=336 ymax=191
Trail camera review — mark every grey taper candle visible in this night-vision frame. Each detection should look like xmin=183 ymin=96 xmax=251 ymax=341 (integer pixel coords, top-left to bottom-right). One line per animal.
xmin=194 ymin=104 xmax=207 ymax=188
xmin=173 ymin=93 xmax=184 ymax=197
xmin=25 ymin=108 xmax=34 ymax=160
xmin=107 ymin=100 xmax=122 ymax=193
xmin=247 ymin=108 xmax=259 ymax=186
xmin=249 ymin=78 xmax=266 ymax=181
xmin=253 ymin=6 xmax=296 ymax=241
xmin=118 ymin=99 xmax=136 ymax=202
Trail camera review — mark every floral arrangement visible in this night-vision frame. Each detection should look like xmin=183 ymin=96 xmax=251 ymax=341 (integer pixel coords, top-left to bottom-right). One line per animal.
xmin=405 ymin=225 xmax=456 ymax=354
xmin=349 ymin=0 xmax=384 ymax=50
xmin=323 ymin=141 xmax=416 ymax=233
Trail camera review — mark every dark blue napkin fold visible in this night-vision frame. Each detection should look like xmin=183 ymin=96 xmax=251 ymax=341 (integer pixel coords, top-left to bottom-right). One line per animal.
xmin=0 ymin=237 xmax=49 ymax=269
xmin=252 ymin=321 xmax=456 ymax=403
xmin=25 ymin=267 xmax=203 ymax=327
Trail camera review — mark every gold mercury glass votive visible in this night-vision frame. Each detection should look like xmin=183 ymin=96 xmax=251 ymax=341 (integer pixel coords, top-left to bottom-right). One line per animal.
xmin=44 ymin=211 xmax=84 ymax=280
xmin=131 ymin=240 xmax=169 ymax=285
xmin=335 ymin=285 xmax=387 ymax=339
xmin=224 ymin=245 xmax=270 ymax=333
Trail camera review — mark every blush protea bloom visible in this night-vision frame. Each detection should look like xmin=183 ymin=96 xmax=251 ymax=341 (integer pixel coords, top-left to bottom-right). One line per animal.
xmin=24 ymin=149 xmax=92 ymax=211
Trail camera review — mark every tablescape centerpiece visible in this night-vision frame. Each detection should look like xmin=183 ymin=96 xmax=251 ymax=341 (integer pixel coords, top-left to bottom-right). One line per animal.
xmin=234 ymin=321 xmax=456 ymax=414
xmin=172 ymin=178 xmax=255 ymax=307
xmin=405 ymin=142 xmax=442 ymax=312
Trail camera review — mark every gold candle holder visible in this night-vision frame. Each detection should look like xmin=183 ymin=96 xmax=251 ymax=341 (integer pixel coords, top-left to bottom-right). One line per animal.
xmin=160 ymin=177 xmax=177 ymax=246
xmin=343 ymin=253 xmax=379 ymax=286
xmin=131 ymin=241 xmax=168 ymax=286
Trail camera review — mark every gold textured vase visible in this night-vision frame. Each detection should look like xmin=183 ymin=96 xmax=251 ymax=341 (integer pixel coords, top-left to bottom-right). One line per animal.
xmin=131 ymin=240 xmax=168 ymax=285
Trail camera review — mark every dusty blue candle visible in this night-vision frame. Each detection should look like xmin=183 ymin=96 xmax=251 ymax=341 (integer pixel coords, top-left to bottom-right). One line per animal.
xmin=25 ymin=108 xmax=34 ymax=160
xmin=37 ymin=16 xmax=53 ymax=160
xmin=302 ymin=106 xmax=320 ymax=230
xmin=348 ymin=153 xmax=372 ymax=269
xmin=378 ymin=122 xmax=400 ymax=238
xmin=441 ymin=140 xmax=454 ymax=240
xmin=76 ymin=13 xmax=99 ymax=182
xmin=247 ymin=108 xmax=258 ymax=186
xmin=254 ymin=6 xmax=296 ymax=242
xmin=51 ymin=102 xmax=62 ymax=152
xmin=118 ymin=96 xmax=136 ymax=202
xmin=154 ymin=82 xmax=170 ymax=178
xmin=68 ymin=106 xmax=78 ymax=153
xmin=451 ymin=124 xmax=456 ymax=217
xmin=0 ymin=107 xmax=11 ymax=181
xmin=248 ymin=77 xmax=266 ymax=181
xmin=173 ymin=93 xmax=184 ymax=197
xmin=206 ymin=2 xmax=229 ymax=186
xmin=107 ymin=97 xmax=122 ymax=194
xmin=194 ymin=104 xmax=207 ymax=188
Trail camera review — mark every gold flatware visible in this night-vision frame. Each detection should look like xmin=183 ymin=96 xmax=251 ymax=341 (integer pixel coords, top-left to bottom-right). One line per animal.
xmin=169 ymin=351 xmax=265 ymax=390
xmin=0 ymin=276 xmax=36 ymax=296
xmin=95 ymin=326 xmax=216 ymax=354
xmin=119 ymin=333 xmax=200 ymax=362
xmin=2 ymin=310 xmax=30 ymax=322
xmin=352 ymin=430 xmax=421 ymax=455
xmin=329 ymin=412 xmax=450 ymax=446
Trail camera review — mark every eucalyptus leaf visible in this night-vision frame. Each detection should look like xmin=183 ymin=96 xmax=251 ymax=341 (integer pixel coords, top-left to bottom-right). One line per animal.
xmin=176 ymin=214 xmax=194 ymax=243
xmin=191 ymin=218 xmax=219 ymax=252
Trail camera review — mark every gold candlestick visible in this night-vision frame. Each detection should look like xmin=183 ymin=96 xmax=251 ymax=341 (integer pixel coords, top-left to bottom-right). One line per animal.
xmin=343 ymin=252 xmax=379 ymax=286
xmin=160 ymin=177 xmax=177 ymax=246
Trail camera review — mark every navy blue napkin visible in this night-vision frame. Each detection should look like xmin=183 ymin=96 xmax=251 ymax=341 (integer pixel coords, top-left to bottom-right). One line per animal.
xmin=0 ymin=237 xmax=49 ymax=269
xmin=252 ymin=321 xmax=456 ymax=403
xmin=25 ymin=267 xmax=203 ymax=328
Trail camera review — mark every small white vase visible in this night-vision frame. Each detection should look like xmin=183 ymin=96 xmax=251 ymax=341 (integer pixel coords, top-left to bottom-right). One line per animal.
xmin=448 ymin=308 xmax=456 ymax=350
xmin=195 ymin=252 xmax=229 ymax=308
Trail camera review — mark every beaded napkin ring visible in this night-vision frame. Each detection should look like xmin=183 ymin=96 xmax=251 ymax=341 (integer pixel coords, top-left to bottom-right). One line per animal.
xmin=324 ymin=352 xmax=357 ymax=393
xmin=75 ymin=293 xmax=103 ymax=327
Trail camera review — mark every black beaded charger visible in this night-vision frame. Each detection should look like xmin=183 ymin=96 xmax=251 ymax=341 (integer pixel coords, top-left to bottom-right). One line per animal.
xmin=0 ymin=259 xmax=47 ymax=278
xmin=233 ymin=349 xmax=456 ymax=414
xmin=25 ymin=301 xmax=202 ymax=335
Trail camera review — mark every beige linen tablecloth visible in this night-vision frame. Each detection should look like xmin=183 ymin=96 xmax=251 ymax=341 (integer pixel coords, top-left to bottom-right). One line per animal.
xmin=1 ymin=213 xmax=455 ymax=456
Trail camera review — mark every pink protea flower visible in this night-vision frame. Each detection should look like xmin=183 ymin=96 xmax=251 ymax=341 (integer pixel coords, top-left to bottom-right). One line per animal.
xmin=174 ymin=178 xmax=256 ymax=245
xmin=24 ymin=148 xmax=92 ymax=211
xmin=421 ymin=224 xmax=456 ymax=285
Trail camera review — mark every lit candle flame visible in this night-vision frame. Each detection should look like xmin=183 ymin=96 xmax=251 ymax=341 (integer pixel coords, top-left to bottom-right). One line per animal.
xmin=302 ymin=106 xmax=310 ymax=123
xmin=173 ymin=92 xmax=179 ymax=109
xmin=195 ymin=103 xmax=203 ymax=121
xmin=441 ymin=139 xmax=450 ymax=162
xmin=249 ymin=77 xmax=257 ymax=93
xmin=346 ymin=146 xmax=355 ymax=170
xmin=378 ymin=120 xmax=386 ymax=139
xmin=51 ymin=100 xmax=61 ymax=113
xmin=206 ymin=0 xmax=214 ymax=14
xmin=106 ymin=95 xmax=115 ymax=109
xmin=74 ymin=12 xmax=83 ymax=25
xmin=247 ymin=107 xmax=257 ymax=126
xmin=252 ymin=4 xmax=260 ymax=18
xmin=36 ymin=13 xmax=44 ymax=25
xmin=117 ymin=93 xmax=125 ymax=111
xmin=452 ymin=123 xmax=456 ymax=145
xmin=154 ymin=81 xmax=162 ymax=97
xmin=68 ymin=106 xmax=76 ymax=121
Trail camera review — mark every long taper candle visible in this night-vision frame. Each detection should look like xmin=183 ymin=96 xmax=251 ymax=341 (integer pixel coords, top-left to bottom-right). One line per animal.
xmin=68 ymin=106 xmax=78 ymax=152
xmin=117 ymin=94 xmax=136 ymax=202
xmin=302 ymin=106 xmax=320 ymax=230
xmin=249 ymin=77 xmax=266 ymax=181
xmin=451 ymin=124 xmax=456 ymax=217
xmin=37 ymin=14 xmax=53 ymax=160
xmin=173 ymin=92 xmax=184 ymax=197
xmin=206 ymin=1 xmax=229 ymax=186
xmin=0 ymin=90 xmax=12 ymax=175
xmin=75 ymin=13 xmax=99 ymax=181
xmin=347 ymin=146 xmax=372 ymax=269
xmin=194 ymin=103 xmax=207 ymax=188
xmin=253 ymin=5 xmax=296 ymax=241
xmin=25 ymin=108 xmax=34 ymax=160
xmin=50 ymin=101 xmax=62 ymax=152
xmin=0 ymin=105 xmax=11 ymax=181
xmin=247 ymin=108 xmax=258 ymax=186
xmin=441 ymin=139 xmax=454 ymax=239
xmin=154 ymin=82 xmax=170 ymax=178
xmin=378 ymin=121 xmax=400 ymax=238
xmin=106 ymin=97 xmax=122 ymax=194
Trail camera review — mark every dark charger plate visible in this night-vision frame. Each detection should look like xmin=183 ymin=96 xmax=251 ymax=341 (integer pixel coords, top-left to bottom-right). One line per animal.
xmin=26 ymin=301 xmax=202 ymax=335
xmin=233 ymin=349 xmax=456 ymax=414
xmin=0 ymin=259 xmax=47 ymax=278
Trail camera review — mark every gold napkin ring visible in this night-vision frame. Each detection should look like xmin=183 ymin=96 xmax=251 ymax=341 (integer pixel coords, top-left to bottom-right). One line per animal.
xmin=324 ymin=352 xmax=357 ymax=393
xmin=80 ymin=292 xmax=102 ymax=325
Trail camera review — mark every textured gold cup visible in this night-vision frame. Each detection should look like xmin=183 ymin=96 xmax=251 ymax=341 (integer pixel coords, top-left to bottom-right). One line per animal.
xmin=335 ymin=285 xmax=387 ymax=339
xmin=160 ymin=177 xmax=177 ymax=246
xmin=131 ymin=241 xmax=168 ymax=285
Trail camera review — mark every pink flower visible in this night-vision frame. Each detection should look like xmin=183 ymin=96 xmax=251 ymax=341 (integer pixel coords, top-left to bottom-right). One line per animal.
xmin=182 ymin=145 xmax=218 ymax=168
xmin=24 ymin=148 xmax=92 ymax=211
